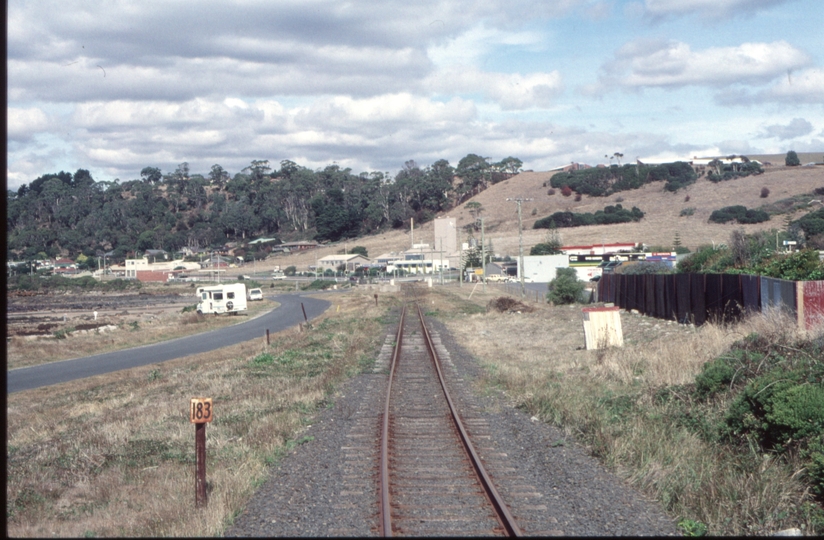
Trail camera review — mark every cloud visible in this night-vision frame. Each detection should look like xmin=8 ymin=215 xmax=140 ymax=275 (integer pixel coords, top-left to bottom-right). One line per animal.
xmin=8 ymin=107 xmax=51 ymax=141
xmin=426 ymin=67 xmax=564 ymax=110
xmin=758 ymin=118 xmax=815 ymax=139
xmin=640 ymin=0 xmax=794 ymax=20
xmin=716 ymin=68 xmax=824 ymax=105
xmin=599 ymin=39 xmax=810 ymax=90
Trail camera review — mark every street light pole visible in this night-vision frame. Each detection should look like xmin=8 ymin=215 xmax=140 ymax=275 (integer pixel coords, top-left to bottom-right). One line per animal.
xmin=507 ymin=197 xmax=532 ymax=299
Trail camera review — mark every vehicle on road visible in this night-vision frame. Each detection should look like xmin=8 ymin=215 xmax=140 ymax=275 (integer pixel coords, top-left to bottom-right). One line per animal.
xmin=272 ymin=271 xmax=286 ymax=280
xmin=248 ymin=288 xmax=263 ymax=301
xmin=197 ymin=283 xmax=248 ymax=315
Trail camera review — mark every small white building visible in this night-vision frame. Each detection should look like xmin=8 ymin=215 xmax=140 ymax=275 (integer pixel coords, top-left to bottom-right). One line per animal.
xmin=519 ymin=255 xmax=569 ymax=283
xmin=317 ymin=254 xmax=370 ymax=272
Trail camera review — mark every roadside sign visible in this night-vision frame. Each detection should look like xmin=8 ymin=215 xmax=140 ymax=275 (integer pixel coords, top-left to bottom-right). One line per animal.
xmin=190 ymin=398 xmax=213 ymax=423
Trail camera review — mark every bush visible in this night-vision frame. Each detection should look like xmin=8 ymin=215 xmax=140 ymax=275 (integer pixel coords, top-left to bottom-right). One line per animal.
xmin=574 ymin=192 xmax=582 ymax=202
xmin=534 ymin=204 xmax=644 ymax=229
xmin=793 ymin=207 xmax=824 ymax=238
xmin=547 ymin=188 xmax=556 ymax=196
xmin=694 ymin=357 xmax=736 ymax=400
xmin=284 ymin=266 xmax=297 ymax=276
xmin=708 ymin=205 xmax=769 ymax=225
xmin=680 ymin=207 xmax=695 ymax=217
xmin=786 ymin=150 xmax=801 ymax=167
xmin=547 ymin=267 xmax=585 ymax=304
xmin=561 ymin=185 xmax=573 ymax=197
xmin=760 ymin=187 xmax=770 ymax=198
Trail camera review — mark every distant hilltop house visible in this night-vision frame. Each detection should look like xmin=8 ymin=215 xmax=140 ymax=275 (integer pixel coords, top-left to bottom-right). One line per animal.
xmin=270 ymin=241 xmax=320 ymax=254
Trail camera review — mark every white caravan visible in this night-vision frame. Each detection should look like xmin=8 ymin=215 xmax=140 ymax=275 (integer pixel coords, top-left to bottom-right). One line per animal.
xmin=196 ymin=283 xmax=248 ymax=315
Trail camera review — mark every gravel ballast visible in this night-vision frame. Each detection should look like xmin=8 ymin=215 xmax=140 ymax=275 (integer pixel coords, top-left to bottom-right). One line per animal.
xmin=225 ymin=310 xmax=678 ymax=537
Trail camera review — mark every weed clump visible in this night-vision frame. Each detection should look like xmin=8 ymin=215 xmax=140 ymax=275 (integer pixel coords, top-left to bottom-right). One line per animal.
xmin=487 ymin=297 xmax=534 ymax=313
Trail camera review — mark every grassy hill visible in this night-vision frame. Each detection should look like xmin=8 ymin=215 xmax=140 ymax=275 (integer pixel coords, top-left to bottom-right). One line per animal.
xmin=248 ymin=157 xmax=823 ymax=274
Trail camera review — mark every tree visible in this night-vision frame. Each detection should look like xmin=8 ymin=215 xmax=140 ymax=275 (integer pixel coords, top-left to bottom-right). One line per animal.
xmin=350 ymin=246 xmax=368 ymax=257
xmin=530 ymin=225 xmax=562 ymax=255
xmin=140 ymin=167 xmax=163 ymax=184
xmin=785 ymin=150 xmax=801 ymax=166
xmin=547 ymin=267 xmax=585 ymax=305
xmin=208 ymin=164 xmax=230 ymax=189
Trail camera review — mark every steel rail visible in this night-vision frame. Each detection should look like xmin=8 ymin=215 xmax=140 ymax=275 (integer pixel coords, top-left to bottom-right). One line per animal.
xmin=415 ymin=303 xmax=523 ymax=537
xmin=379 ymin=304 xmax=406 ymax=537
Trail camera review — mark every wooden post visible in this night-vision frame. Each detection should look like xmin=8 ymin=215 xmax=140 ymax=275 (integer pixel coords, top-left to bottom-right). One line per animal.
xmin=266 ymin=329 xmax=270 ymax=345
xmin=190 ymin=398 xmax=213 ymax=508
xmin=374 ymin=293 xmax=378 ymax=306
xmin=301 ymin=302 xmax=308 ymax=322
xmin=195 ymin=422 xmax=207 ymax=507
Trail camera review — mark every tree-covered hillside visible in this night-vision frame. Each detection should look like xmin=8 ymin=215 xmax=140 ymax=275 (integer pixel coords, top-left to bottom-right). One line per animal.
xmin=7 ymin=156 xmax=522 ymax=261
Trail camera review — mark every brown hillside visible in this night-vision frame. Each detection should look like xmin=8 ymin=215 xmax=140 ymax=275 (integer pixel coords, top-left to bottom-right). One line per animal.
xmin=238 ymin=161 xmax=824 ymax=274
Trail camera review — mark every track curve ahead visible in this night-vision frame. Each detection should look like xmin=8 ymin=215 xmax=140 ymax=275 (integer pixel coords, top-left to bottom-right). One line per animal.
xmin=7 ymin=294 xmax=331 ymax=393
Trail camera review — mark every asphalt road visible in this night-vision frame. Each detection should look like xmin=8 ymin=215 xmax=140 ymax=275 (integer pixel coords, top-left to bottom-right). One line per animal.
xmin=7 ymin=294 xmax=331 ymax=393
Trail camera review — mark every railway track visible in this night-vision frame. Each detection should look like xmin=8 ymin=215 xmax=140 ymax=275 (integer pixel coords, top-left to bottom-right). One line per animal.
xmin=378 ymin=301 xmax=522 ymax=537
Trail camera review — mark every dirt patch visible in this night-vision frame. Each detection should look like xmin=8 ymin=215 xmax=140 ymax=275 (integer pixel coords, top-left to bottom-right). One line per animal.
xmin=487 ymin=296 xmax=535 ymax=313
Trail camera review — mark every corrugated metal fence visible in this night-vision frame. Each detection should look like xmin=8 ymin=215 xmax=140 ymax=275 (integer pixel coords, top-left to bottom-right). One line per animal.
xmin=597 ymin=273 xmax=824 ymax=330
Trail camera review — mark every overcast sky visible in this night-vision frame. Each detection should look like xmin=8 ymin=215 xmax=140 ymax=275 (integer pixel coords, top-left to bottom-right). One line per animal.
xmin=7 ymin=0 xmax=824 ymax=189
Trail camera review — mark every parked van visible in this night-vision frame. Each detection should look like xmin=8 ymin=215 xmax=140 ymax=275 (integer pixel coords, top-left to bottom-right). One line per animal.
xmin=248 ymin=288 xmax=263 ymax=301
xmin=196 ymin=283 xmax=248 ymax=315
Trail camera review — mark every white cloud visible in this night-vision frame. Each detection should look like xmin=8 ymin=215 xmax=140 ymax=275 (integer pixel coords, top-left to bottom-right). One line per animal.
xmin=427 ymin=68 xmax=564 ymax=110
xmin=8 ymin=107 xmax=51 ymax=141
xmin=604 ymin=40 xmax=810 ymax=89
xmin=642 ymin=0 xmax=794 ymax=20
xmin=759 ymin=117 xmax=815 ymax=139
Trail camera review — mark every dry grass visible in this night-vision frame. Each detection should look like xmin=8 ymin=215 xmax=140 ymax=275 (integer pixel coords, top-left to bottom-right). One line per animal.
xmin=432 ymin=286 xmax=822 ymax=535
xmin=6 ymin=299 xmax=277 ymax=370
xmin=6 ymin=291 xmax=393 ymax=538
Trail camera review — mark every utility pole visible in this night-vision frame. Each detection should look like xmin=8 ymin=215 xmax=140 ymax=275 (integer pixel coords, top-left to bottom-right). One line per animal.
xmin=480 ymin=217 xmax=486 ymax=293
xmin=507 ymin=197 xmax=532 ymax=299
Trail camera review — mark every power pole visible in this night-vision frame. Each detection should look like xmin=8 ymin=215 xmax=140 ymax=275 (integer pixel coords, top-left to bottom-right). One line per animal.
xmin=507 ymin=197 xmax=532 ymax=299
xmin=480 ymin=217 xmax=486 ymax=293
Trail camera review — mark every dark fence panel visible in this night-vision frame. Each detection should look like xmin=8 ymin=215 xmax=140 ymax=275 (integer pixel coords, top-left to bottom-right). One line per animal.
xmin=691 ymin=273 xmax=706 ymax=326
xmin=742 ymin=274 xmax=761 ymax=314
xmin=705 ymin=274 xmax=724 ymax=322
xmin=675 ymin=273 xmax=691 ymax=323
xmin=654 ymin=275 xmax=666 ymax=319
xmin=665 ymin=275 xmax=677 ymax=320
xmin=645 ymin=274 xmax=656 ymax=316
xmin=722 ymin=274 xmax=744 ymax=321
xmin=626 ymin=274 xmax=638 ymax=312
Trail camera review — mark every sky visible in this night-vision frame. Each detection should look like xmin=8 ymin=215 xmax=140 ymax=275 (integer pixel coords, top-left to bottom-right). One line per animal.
xmin=6 ymin=0 xmax=824 ymax=189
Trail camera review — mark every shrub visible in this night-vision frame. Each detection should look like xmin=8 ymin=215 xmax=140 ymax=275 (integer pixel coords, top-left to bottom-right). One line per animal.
xmin=793 ymin=207 xmax=824 ymax=238
xmin=561 ymin=185 xmax=573 ymax=197
xmin=786 ymin=150 xmax=801 ymax=167
xmin=284 ymin=266 xmax=297 ymax=276
xmin=547 ymin=267 xmax=585 ymax=305
xmin=814 ymin=187 xmax=824 ymax=196
xmin=574 ymin=192 xmax=582 ymax=202
xmin=547 ymin=188 xmax=556 ymax=196
xmin=684 ymin=195 xmax=690 ymax=202
xmin=708 ymin=205 xmax=769 ymax=225
xmin=534 ymin=204 xmax=644 ymax=229
xmin=760 ymin=187 xmax=770 ymax=198
xmin=680 ymin=207 xmax=695 ymax=217
xmin=694 ymin=357 xmax=736 ymax=400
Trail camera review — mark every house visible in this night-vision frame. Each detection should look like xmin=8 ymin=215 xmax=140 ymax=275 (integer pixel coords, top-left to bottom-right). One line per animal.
xmin=274 ymin=241 xmax=320 ymax=253
xmin=54 ymin=258 xmax=78 ymax=275
xmin=317 ymin=254 xmax=370 ymax=272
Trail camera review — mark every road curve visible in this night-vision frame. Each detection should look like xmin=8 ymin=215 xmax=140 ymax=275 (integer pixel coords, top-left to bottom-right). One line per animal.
xmin=7 ymin=294 xmax=331 ymax=393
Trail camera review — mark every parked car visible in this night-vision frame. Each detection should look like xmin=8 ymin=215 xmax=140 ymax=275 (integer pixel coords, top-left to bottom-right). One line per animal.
xmin=248 ymin=288 xmax=263 ymax=301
